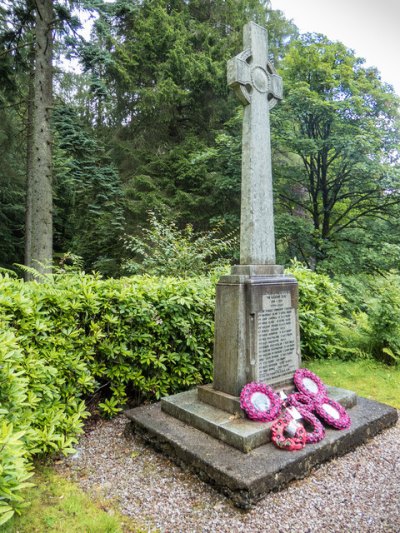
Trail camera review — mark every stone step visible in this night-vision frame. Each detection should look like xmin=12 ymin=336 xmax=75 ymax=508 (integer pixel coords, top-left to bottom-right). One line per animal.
xmin=125 ymin=396 xmax=397 ymax=509
xmin=160 ymin=385 xmax=357 ymax=453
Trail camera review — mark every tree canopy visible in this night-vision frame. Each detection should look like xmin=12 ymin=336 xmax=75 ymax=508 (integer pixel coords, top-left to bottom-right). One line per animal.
xmin=0 ymin=0 xmax=399 ymax=277
xmin=273 ymin=34 xmax=400 ymax=271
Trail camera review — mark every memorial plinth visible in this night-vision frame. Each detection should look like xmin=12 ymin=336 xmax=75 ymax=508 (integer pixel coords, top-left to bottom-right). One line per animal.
xmin=161 ymin=385 xmax=357 ymax=453
xmin=213 ymin=271 xmax=300 ymax=398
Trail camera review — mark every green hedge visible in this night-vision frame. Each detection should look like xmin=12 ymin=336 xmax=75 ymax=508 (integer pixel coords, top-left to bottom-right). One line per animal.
xmin=1 ymin=272 xmax=215 ymax=411
xmin=0 ymin=265 xmax=359 ymax=522
xmin=0 ymin=272 xmax=216 ymax=521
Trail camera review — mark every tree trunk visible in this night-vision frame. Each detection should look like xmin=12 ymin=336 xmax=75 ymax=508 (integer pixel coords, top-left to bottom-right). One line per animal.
xmin=25 ymin=0 xmax=53 ymax=278
xmin=25 ymin=43 xmax=35 ymax=278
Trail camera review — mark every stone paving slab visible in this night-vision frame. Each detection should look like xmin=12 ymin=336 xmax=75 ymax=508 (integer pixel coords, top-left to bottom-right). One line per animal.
xmin=125 ymin=397 xmax=398 ymax=509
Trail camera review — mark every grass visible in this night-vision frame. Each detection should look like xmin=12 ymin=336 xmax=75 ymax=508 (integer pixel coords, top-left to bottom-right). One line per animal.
xmin=307 ymin=358 xmax=400 ymax=408
xmin=2 ymin=466 xmax=141 ymax=533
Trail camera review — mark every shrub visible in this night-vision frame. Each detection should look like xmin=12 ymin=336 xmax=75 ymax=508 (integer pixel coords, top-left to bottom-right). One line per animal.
xmin=353 ymin=274 xmax=400 ymax=364
xmin=0 ymin=271 xmax=215 ymax=523
xmin=122 ymin=210 xmax=238 ymax=277
xmin=0 ymin=421 xmax=33 ymax=526
xmin=0 ymin=272 xmax=215 ymax=416
xmin=0 ymin=329 xmax=33 ymax=524
xmin=337 ymin=272 xmax=400 ymax=365
xmin=286 ymin=261 xmax=354 ymax=360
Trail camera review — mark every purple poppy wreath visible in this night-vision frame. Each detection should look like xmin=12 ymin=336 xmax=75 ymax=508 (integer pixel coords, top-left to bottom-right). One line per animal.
xmin=294 ymin=406 xmax=325 ymax=443
xmin=314 ymin=398 xmax=351 ymax=430
xmin=240 ymin=382 xmax=281 ymax=422
xmin=286 ymin=392 xmax=315 ymax=411
xmin=294 ymin=368 xmax=327 ymax=400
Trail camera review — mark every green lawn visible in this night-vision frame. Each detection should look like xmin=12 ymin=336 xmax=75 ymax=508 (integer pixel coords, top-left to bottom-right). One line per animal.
xmin=2 ymin=467 xmax=142 ymax=533
xmin=307 ymin=358 xmax=400 ymax=409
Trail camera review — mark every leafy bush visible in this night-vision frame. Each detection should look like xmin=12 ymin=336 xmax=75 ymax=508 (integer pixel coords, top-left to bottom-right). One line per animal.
xmin=0 ymin=271 xmax=215 ymax=415
xmin=0 ymin=271 xmax=215 ymax=522
xmin=339 ymin=273 xmax=400 ymax=365
xmin=0 ymin=330 xmax=33 ymax=524
xmin=286 ymin=261 xmax=354 ymax=360
xmin=122 ymin=210 xmax=238 ymax=277
xmin=335 ymin=274 xmax=372 ymax=317
xmin=336 ymin=273 xmax=400 ymax=364
xmin=0 ymin=421 xmax=33 ymax=526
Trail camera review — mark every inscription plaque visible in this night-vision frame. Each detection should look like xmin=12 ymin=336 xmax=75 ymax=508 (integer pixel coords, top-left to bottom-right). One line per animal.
xmin=256 ymin=290 xmax=298 ymax=384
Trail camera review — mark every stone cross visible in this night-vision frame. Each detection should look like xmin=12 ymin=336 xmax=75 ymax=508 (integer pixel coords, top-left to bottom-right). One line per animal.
xmin=227 ymin=22 xmax=283 ymax=265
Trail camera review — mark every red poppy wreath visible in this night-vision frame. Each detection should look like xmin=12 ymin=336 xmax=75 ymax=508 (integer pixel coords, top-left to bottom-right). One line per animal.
xmin=271 ymin=414 xmax=307 ymax=451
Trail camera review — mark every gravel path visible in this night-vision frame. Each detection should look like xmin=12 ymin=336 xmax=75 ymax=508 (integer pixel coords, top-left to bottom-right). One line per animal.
xmin=57 ymin=413 xmax=400 ymax=533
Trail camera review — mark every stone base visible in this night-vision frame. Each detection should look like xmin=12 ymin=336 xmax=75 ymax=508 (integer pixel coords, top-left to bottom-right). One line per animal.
xmin=197 ymin=382 xmax=296 ymax=415
xmin=161 ymin=385 xmax=357 ymax=453
xmin=213 ymin=273 xmax=301 ymax=396
xmin=125 ymin=397 xmax=397 ymax=509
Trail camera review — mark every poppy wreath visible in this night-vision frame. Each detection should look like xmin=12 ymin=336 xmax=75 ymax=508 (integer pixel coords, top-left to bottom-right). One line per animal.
xmin=294 ymin=368 xmax=327 ymax=400
xmin=314 ymin=398 xmax=351 ymax=430
xmin=240 ymin=382 xmax=281 ymax=422
xmin=294 ymin=406 xmax=325 ymax=444
xmin=286 ymin=392 xmax=315 ymax=411
xmin=271 ymin=414 xmax=307 ymax=451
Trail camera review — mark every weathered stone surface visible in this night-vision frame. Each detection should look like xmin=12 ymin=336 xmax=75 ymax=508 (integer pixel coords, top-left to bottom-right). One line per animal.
xmin=227 ymin=22 xmax=282 ymax=265
xmin=231 ymin=265 xmax=284 ymax=276
xmin=213 ymin=276 xmax=301 ymax=396
xmin=213 ymin=277 xmax=247 ymax=396
xmin=197 ymin=384 xmax=242 ymax=415
xmin=212 ymin=23 xmax=295 ymax=399
xmin=161 ymin=386 xmax=357 ymax=452
xmin=125 ymin=397 xmax=398 ymax=509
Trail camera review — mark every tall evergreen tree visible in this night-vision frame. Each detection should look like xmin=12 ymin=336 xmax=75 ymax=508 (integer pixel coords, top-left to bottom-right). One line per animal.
xmin=53 ymin=103 xmax=125 ymax=275
xmin=82 ymin=0 xmax=297 ymax=234
xmin=25 ymin=0 xmax=54 ymax=276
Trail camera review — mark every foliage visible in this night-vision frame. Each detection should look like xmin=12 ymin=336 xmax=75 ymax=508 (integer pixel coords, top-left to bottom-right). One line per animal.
xmin=0 ymin=271 xmax=215 ymax=412
xmin=339 ymin=273 xmax=400 ymax=365
xmin=286 ymin=261 xmax=352 ymax=360
xmin=315 ymin=220 xmax=400 ymax=276
xmin=273 ymin=34 xmax=400 ymax=270
xmin=87 ymin=0 xmax=297 ymax=232
xmin=0 ymin=107 xmax=25 ymax=270
xmin=0 ymin=269 xmax=215 ymax=521
xmin=0 ymin=421 xmax=33 ymax=526
xmin=122 ymin=210 xmax=238 ymax=277
xmin=334 ymin=272 xmax=400 ymax=365
xmin=0 ymin=329 xmax=33 ymax=522
xmin=53 ymin=103 xmax=125 ymax=276
xmin=0 ymin=275 xmax=91 ymax=521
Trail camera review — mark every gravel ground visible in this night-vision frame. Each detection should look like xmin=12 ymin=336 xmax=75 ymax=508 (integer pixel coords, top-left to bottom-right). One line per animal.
xmin=56 ymin=413 xmax=400 ymax=533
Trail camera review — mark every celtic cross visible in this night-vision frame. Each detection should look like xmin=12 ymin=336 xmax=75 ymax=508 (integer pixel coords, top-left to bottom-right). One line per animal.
xmin=228 ymin=22 xmax=283 ymax=265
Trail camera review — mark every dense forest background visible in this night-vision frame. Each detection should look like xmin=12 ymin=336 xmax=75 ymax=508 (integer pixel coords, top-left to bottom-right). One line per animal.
xmin=1 ymin=0 xmax=400 ymax=278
